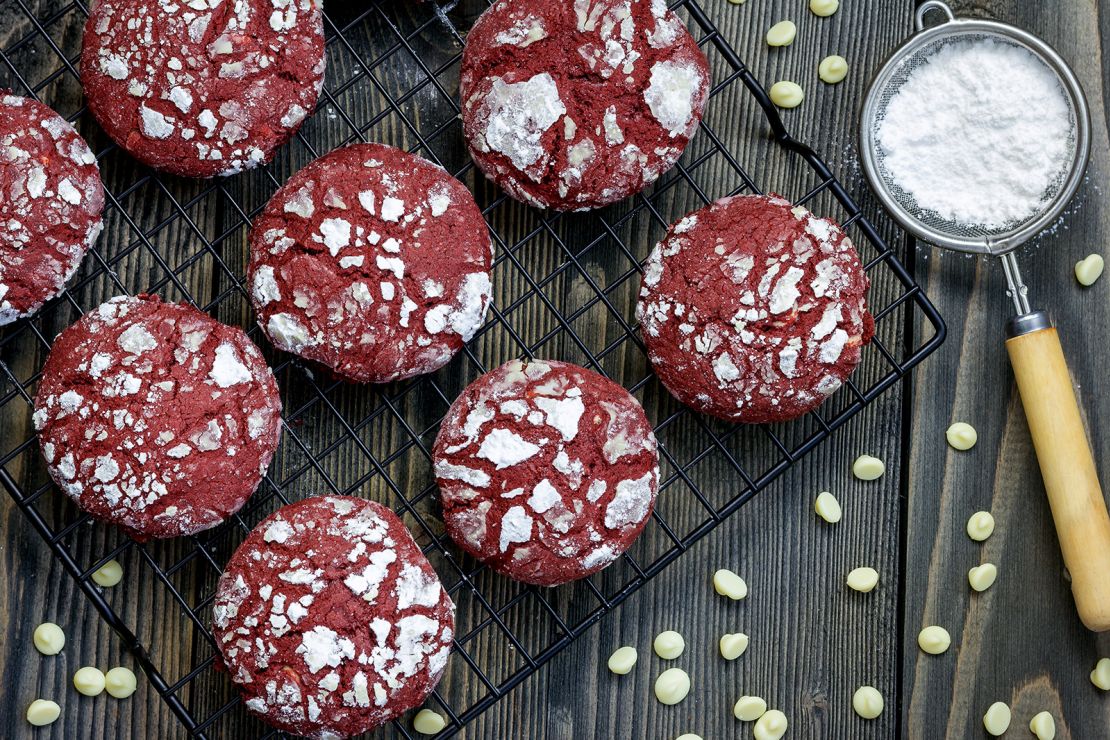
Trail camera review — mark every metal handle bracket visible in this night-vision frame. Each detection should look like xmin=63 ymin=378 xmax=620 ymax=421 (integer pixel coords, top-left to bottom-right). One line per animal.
xmin=915 ymin=1 xmax=956 ymax=32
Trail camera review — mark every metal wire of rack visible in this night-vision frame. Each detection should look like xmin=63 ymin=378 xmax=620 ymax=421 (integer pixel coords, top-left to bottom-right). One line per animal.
xmin=0 ymin=0 xmax=945 ymax=737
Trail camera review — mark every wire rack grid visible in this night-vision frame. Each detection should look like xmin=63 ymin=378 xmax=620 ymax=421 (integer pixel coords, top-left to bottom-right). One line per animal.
xmin=0 ymin=0 xmax=945 ymax=737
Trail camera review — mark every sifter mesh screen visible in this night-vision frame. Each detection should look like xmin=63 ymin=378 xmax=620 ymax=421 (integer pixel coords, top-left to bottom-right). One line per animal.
xmin=867 ymin=30 xmax=1080 ymax=247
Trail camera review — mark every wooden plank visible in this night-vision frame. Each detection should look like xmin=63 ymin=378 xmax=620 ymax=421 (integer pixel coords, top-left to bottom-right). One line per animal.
xmin=0 ymin=3 xmax=202 ymax=739
xmin=902 ymin=1 xmax=1110 ymax=738
xmin=0 ymin=1 xmax=968 ymax=739
xmin=467 ymin=0 xmax=920 ymax=737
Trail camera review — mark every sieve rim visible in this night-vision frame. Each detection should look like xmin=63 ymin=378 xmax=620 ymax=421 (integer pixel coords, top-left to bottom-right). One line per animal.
xmin=858 ymin=12 xmax=1092 ymax=256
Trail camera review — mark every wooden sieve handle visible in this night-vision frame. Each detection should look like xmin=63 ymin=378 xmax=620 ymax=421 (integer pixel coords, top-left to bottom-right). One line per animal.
xmin=1006 ymin=317 xmax=1110 ymax=632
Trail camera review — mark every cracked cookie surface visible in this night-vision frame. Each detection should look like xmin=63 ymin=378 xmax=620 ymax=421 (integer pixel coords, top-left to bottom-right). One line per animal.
xmin=34 ymin=295 xmax=282 ymax=539
xmin=80 ymin=0 xmax=325 ymax=178
xmin=637 ymin=194 xmax=874 ymax=423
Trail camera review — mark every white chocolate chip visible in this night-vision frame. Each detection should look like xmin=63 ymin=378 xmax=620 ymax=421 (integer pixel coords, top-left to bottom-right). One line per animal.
xmin=852 ymin=455 xmax=885 ymax=480
xmin=413 ymin=709 xmax=447 ymax=735
xmin=33 ymin=623 xmax=65 ymax=655
xmin=946 ymin=422 xmax=978 ymax=450
xmin=966 ymin=511 xmax=995 ymax=542
xmin=654 ymin=668 xmax=691 ymax=705
xmin=766 ymin=21 xmax=797 ymax=47
xmin=104 ymin=667 xmax=137 ymax=698
xmin=968 ymin=563 xmax=998 ymax=592
xmin=1029 ymin=711 xmax=1056 ymax=740
xmin=769 ymin=81 xmax=804 ymax=109
xmin=26 ymin=700 xmax=61 ymax=727
xmin=713 ymin=569 xmax=748 ymax=600
xmin=92 ymin=559 xmax=124 ymax=587
xmin=819 ymin=55 xmax=849 ymax=84
xmin=753 ymin=709 xmax=788 ymax=740
xmin=654 ymin=630 xmax=685 ymax=660
xmin=733 ymin=695 xmax=767 ymax=721
xmin=719 ymin=632 xmax=750 ymax=661
xmin=1090 ymin=657 xmax=1110 ymax=690
xmin=917 ymin=626 xmax=951 ymax=655
xmin=814 ymin=491 xmax=842 ymax=523
xmin=847 ymin=567 xmax=879 ymax=593
xmin=983 ymin=701 xmax=1011 ymax=736
xmin=73 ymin=667 xmax=106 ymax=696
xmin=852 ymin=686 xmax=884 ymax=719
xmin=607 ymin=646 xmax=638 ymax=675
xmin=810 ymin=0 xmax=840 ymax=17
xmin=1075 ymin=254 xmax=1105 ymax=286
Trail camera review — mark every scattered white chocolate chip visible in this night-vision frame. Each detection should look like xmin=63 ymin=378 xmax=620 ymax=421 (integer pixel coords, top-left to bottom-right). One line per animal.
xmin=766 ymin=21 xmax=797 ymax=47
xmin=654 ymin=668 xmax=691 ymax=705
xmin=852 ymin=455 xmax=885 ymax=480
xmin=73 ymin=666 xmax=106 ymax=697
xmin=753 ymin=709 xmax=788 ymax=740
xmin=769 ymin=81 xmax=804 ymax=109
xmin=654 ymin=631 xmax=685 ymax=660
xmin=733 ymin=695 xmax=767 ymax=721
xmin=852 ymin=686 xmax=884 ymax=719
xmin=104 ymin=667 xmax=137 ymax=698
xmin=33 ymin=622 xmax=65 ymax=655
xmin=719 ymin=632 xmax=750 ymax=661
xmin=1091 ymin=657 xmax=1110 ymax=690
xmin=810 ymin=0 xmax=840 ymax=16
xmin=819 ymin=55 xmax=849 ymax=84
xmin=945 ymin=422 xmax=978 ymax=450
xmin=815 ymin=491 xmax=842 ymax=523
xmin=92 ymin=560 xmax=123 ymax=587
xmin=608 ymin=646 xmax=638 ymax=675
xmin=1029 ymin=711 xmax=1056 ymax=740
xmin=968 ymin=563 xmax=998 ymax=592
xmin=26 ymin=699 xmax=61 ymax=727
xmin=983 ymin=701 xmax=1012 ymax=736
xmin=713 ymin=569 xmax=748 ymax=600
xmin=966 ymin=511 xmax=995 ymax=542
xmin=847 ymin=567 xmax=879 ymax=593
xmin=917 ymin=626 xmax=951 ymax=655
xmin=1075 ymin=254 xmax=1105 ymax=286
xmin=413 ymin=709 xmax=447 ymax=735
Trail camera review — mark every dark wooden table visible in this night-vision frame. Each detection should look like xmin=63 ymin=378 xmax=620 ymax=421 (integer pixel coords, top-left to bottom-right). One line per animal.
xmin=2 ymin=1 xmax=1108 ymax=738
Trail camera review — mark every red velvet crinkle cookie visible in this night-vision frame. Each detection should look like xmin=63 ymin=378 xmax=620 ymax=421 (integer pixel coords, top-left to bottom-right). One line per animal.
xmin=248 ymin=143 xmax=493 ymax=384
xmin=460 ymin=0 xmax=711 ymax=211
xmin=213 ymin=495 xmax=455 ymax=739
xmin=433 ymin=359 xmax=659 ymax=586
xmin=80 ymin=0 xmax=325 ymax=178
xmin=34 ymin=295 xmax=282 ymax=540
xmin=0 ymin=93 xmax=104 ymax=325
xmin=637 ymin=194 xmax=875 ymax=424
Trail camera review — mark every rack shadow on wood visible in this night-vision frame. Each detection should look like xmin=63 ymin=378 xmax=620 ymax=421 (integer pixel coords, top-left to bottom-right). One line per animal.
xmin=0 ymin=1 xmax=944 ymax=737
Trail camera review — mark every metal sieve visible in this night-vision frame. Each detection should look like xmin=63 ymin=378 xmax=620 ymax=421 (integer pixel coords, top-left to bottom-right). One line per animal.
xmin=860 ymin=0 xmax=1091 ymax=313
xmin=860 ymin=1 xmax=1110 ymax=632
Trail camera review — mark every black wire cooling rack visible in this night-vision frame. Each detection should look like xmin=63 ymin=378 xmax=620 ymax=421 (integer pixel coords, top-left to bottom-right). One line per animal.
xmin=0 ymin=1 xmax=945 ymax=737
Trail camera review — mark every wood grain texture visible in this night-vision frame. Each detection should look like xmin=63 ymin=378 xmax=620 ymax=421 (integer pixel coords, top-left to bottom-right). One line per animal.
xmin=465 ymin=2 xmax=918 ymax=739
xmin=902 ymin=1 xmax=1110 ymax=738
xmin=0 ymin=0 xmax=1106 ymax=739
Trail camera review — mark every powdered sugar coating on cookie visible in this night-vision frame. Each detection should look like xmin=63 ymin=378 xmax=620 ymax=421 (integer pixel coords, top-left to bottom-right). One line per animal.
xmin=248 ymin=143 xmax=493 ymax=384
xmin=34 ymin=295 xmax=282 ymax=539
xmin=80 ymin=0 xmax=325 ymax=178
xmin=0 ymin=93 xmax=104 ymax=325
xmin=434 ymin=359 xmax=659 ymax=586
xmin=461 ymin=0 xmax=711 ymax=211
xmin=637 ymin=194 xmax=875 ymax=423
xmin=212 ymin=495 xmax=454 ymax=738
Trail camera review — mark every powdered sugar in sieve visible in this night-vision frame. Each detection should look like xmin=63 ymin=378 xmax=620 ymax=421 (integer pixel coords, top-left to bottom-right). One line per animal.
xmin=874 ymin=37 xmax=1075 ymax=231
